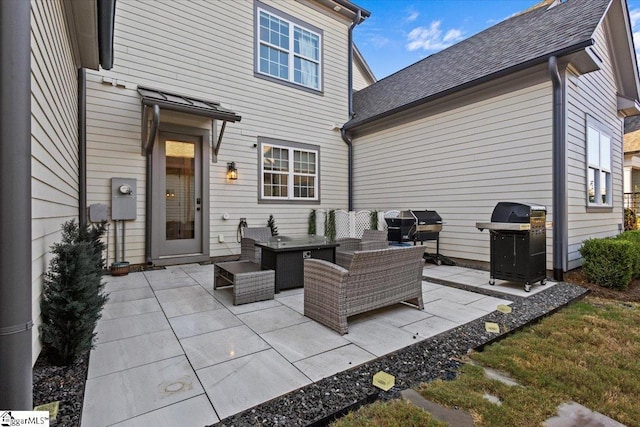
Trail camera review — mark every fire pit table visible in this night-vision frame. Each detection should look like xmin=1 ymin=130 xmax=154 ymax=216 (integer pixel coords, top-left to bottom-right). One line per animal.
xmin=255 ymin=236 xmax=339 ymax=292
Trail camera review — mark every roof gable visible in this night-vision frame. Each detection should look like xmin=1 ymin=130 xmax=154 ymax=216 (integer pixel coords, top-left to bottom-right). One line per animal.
xmin=347 ymin=0 xmax=611 ymax=130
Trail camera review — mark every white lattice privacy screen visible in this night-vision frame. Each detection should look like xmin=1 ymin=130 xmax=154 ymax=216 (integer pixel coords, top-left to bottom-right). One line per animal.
xmin=313 ymin=210 xmax=388 ymax=238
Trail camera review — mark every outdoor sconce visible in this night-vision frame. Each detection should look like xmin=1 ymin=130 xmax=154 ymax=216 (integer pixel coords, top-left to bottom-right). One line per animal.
xmin=226 ymin=162 xmax=238 ymax=180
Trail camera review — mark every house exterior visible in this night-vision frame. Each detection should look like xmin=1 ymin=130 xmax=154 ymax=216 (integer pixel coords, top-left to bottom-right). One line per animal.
xmin=84 ymin=0 xmax=369 ymax=267
xmin=343 ymin=0 xmax=640 ymax=278
xmin=3 ymin=0 xmax=370 ymax=409
xmin=2 ymin=0 xmax=638 ymax=411
xmin=1 ymin=0 xmax=115 ymax=409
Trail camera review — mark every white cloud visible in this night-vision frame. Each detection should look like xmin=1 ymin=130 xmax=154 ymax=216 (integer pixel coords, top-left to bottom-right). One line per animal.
xmin=406 ymin=21 xmax=464 ymax=52
xmin=630 ymin=9 xmax=640 ymax=66
xmin=405 ymin=9 xmax=419 ymax=23
xmin=368 ymin=34 xmax=391 ymax=49
xmin=630 ymin=8 xmax=640 ymax=27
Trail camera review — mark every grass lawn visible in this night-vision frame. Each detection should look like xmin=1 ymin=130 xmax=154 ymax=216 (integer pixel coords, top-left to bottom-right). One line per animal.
xmin=332 ymin=297 xmax=640 ymax=427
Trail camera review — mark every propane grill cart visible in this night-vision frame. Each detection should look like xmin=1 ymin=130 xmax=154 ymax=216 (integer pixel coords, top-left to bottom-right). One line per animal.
xmin=476 ymin=202 xmax=547 ymax=292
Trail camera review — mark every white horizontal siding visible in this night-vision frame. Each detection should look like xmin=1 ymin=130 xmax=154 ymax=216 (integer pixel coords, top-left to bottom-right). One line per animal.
xmin=86 ymin=0 xmax=351 ymax=262
xmin=565 ymin=21 xmax=625 ymax=269
xmin=353 ymin=80 xmax=554 ymax=265
xmin=30 ymin=0 xmax=80 ymax=363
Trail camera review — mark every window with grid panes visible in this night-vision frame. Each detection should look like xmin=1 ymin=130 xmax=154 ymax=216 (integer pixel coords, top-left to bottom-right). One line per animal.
xmin=257 ymin=5 xmax=321 ymax=90
xmin=261 ymin=141 xmax=318 ymax=201
xmin=586 ymin=121 xmax=612 ymax=206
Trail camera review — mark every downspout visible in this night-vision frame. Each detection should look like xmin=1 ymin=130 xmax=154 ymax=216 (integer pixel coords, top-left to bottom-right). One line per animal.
xmin=341 ymin=9 xmax=362 ymax=212
xmin=144 ymin=105 xmax=160 ymax=264
xmin=79 ymin=68 xmax=87 ymax=227
xmin=0 ymin=0 xmax=32 ymax=410
xmin=549 ymin=56 xmax=566 ymax=281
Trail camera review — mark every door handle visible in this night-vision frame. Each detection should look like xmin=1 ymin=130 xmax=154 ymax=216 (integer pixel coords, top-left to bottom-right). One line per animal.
xmin=196 ymin=198 xmax=201 ymax=205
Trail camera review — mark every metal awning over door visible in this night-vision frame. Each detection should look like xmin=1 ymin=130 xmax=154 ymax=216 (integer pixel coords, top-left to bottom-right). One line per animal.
xmin=138 ymin=87 xmax=241 ymax=160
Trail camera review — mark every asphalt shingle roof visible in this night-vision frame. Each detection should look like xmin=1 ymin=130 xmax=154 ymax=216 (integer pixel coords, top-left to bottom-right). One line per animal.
xmin=624 ymin=116 xmax=640 ymax=153
xmin=347 ymin=0 xmax=610 ymax=130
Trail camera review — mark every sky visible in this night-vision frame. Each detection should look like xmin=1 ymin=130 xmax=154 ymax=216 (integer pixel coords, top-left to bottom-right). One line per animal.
xmin=353 ymin=0 xmax=640 ymax=80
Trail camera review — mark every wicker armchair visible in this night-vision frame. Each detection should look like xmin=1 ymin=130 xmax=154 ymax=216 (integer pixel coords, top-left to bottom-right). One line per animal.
xmin=240 ymin=227 xmax=272 ymax=263
xmin=304 ymin=245 xmax=425 ymax=334
xmin=335 ymin=229 xmax=389 ymax=268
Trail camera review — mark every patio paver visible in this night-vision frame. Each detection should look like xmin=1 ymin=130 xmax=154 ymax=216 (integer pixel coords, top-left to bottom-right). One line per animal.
xmin=82 ymin=262 xmax=533 ymax=425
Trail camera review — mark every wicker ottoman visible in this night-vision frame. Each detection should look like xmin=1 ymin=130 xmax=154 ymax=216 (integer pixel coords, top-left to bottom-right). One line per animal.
xmin=214 ymin=261 xmax=275 ymax=305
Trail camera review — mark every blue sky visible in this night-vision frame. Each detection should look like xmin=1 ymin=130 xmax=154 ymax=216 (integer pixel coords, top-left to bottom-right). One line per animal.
xmin=353 ymin=0 xmax=640 ymax=80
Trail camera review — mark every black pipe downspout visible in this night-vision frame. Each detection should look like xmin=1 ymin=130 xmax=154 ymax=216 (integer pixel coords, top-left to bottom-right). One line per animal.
xmin=97 ymin=0 xmax=116 ymax=70
xmin=144 ymin=105 xmax=159 ymax=264
xmin=79 ymin=68 xmax=87 ymax=227
xmin=0 ymin=0 xmax=33 ymax=409
xmin=341 ymin=9 xmax=362 ymax=212
xmin=549 ymin=56 xmax=566 ymax=281
xmin=341 ymin=128 xmax=354 ymax=211
xmin=145 ymin=154 xmax=153 ymax=264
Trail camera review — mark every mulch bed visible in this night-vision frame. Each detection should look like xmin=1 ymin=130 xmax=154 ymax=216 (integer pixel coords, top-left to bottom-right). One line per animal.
xmin=563 ymin=268 xmax=640 ymax=302
xmin=32 ymin=350 xmax=90 ymax=426
xmin=30 ymin=268 xmax=638 ymax=426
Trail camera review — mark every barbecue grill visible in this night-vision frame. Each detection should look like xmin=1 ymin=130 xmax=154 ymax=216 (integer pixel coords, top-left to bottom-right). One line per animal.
xmin=386 ymin=210 xmax=443 ymax=264
xmin=476 ymin=202 xmax=547 ymax=292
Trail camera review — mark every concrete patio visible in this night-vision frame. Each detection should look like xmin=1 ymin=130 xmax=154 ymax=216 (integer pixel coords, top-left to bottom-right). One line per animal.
xmin=81 ymin=262 xmax=555 ymax=426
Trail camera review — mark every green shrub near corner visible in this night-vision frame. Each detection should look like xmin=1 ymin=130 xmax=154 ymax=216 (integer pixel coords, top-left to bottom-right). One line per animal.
xmin=579 ymin=238 xmax=634 ymax=290
xmin=616 ymin=230 xmax=640 ymax=278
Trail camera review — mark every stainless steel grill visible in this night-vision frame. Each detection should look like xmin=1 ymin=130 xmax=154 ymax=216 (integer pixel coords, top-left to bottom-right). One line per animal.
xmin=386 ymin=210 xmax=443 ymax=264
xmin=476 ymin=202 xmax=547 ymax=292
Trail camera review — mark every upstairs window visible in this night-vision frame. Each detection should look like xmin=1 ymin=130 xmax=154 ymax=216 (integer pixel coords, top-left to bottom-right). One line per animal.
xmin=256 ymin=4 xmax=322 ymax=91
xmin=260 ymin=138 xmax=319 ymax=202
xmin=586 ymin=121 xmax=612 ymax=206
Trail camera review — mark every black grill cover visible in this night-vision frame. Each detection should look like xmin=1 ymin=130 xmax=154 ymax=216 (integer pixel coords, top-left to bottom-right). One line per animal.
xmin=491 ymin=202 xmax=546 ymax=224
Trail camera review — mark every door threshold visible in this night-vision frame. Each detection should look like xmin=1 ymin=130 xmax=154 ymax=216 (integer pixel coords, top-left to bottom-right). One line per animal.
xmin=153 ymin=253 xmax=210 ymax=266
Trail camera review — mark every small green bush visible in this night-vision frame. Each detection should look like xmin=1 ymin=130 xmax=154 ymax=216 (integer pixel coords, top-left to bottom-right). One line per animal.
xmin=40 ymin=220 xmax=108 ymax=365
xmin=579 ymin=238 xmax=634 ymax=290
xmin=616 ymin=230 xmax=640 ymax=278
xmin=267 ymin=214 xmax=278 ymax=236
xmin=624 ymin=208 xmax=637 ymax=231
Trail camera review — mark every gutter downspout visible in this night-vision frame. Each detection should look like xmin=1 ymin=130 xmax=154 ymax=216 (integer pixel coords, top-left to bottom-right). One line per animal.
xmin=341 ymin=9 xmax=362 ymax=212
xmin=0 ymin=0 xmax=32 ymax=409
xmin=79 ymin=68 xmax=87 ymax=227
xmin=549 ymin=56 xmax=566 ymax=281
xmin=144 ymin=105 xmax=160 ymax=264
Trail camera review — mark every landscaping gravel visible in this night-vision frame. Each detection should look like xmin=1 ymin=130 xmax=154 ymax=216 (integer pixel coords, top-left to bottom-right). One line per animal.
xmin=212 ymin=282 xmax=588 ymax=426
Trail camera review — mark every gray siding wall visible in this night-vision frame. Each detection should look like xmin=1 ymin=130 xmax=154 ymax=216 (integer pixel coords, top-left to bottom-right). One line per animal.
xmin=565 ymin=21 xmax=625 ymax=269
xmin=30 ymin=0 xmax=80 ymax=362
xmin=352 ymin=76 xmax=554 ymax=265
xmin=85 ymin=0 xmax=351 ymax=263
xmin=353 ymin=58 xmax=372 ymax=91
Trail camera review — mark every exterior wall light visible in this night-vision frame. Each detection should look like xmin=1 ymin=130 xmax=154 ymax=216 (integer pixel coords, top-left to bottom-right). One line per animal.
xmin=226 ymin=162 xmax=238 ymax=180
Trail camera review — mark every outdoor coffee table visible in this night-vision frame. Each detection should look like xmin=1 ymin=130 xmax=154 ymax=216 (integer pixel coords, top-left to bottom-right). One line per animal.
xmin=255 ymin=236 xmax=339 ymax=292
xmin=213 ymin=260 xmax=275 ymax=305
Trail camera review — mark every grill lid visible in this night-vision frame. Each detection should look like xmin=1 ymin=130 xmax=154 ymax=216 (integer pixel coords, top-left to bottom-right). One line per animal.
xmin=490 ymin=202 xmax=546 ymax=224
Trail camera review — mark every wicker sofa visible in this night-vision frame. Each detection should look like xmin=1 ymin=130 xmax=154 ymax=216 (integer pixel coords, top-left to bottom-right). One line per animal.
xmin=335 ymin=229 xmax=389 ymax=268
xmin=303 ymin=245 xmax=425 ymax=334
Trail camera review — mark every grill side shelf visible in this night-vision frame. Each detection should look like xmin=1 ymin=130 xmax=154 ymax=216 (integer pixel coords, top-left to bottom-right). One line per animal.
xmin=475 ymin=222 xmax=531 ymax=231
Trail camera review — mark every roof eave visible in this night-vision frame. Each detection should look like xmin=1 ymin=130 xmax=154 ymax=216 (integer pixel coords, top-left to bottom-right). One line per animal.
xmin=344 ymin=39 xmax=595 ymax=132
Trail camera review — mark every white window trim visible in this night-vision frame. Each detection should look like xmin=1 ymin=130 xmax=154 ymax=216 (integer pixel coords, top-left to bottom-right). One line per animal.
xmin=586 ymin=119 xmax=613 ymax=207
xmin=260 ymin=140 xmax=319 ymax=202
xmin=256 ymin=4 xmax=323 ymax=92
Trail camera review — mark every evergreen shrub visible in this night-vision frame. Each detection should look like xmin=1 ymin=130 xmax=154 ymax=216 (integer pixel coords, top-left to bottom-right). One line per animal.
xmin=617 ymin=230 xmax=640 ymax=278
xmin=40 ymin=220 xmax=108 ymax=366
xmin=579 ymin=238 xmax=634 ymax=290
